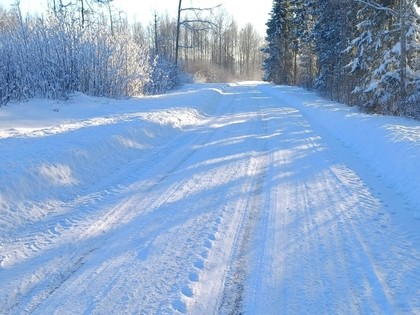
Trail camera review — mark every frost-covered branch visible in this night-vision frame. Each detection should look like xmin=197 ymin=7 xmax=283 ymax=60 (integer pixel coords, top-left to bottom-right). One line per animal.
xmin=0 ymin=4 xmax=180 ymax=104
xmin=354 ymin=0 xmax=397 ymax=15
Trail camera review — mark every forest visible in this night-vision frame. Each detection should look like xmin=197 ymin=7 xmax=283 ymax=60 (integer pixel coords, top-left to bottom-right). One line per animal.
xmin=1 ymin=0 xmax=419 ymax=120
xmin=263 ymin=0 xmax=420 ymax=119
xmin=0 ymin=0 xmax=263 ymax=104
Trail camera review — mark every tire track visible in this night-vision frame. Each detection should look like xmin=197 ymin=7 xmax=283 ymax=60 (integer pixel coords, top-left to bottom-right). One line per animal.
xmin=217 ymin=105 xmax=271 ymax=315
xmin=0 ymin=87 xmax=236 ymax=314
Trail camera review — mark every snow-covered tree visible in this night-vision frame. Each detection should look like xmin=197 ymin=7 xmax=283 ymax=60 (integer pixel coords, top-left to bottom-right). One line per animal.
xmin=291 ymin=0 xmax=317 ymax=88
xmin=262 ymin=0 xmax=419 ymax=118
xmin=312 ymin=0 xmax=358 ymax=102
xmin=144 ymin=53 xmax=179 ymax=95
xmin=0 ymin=3 xmax=180 ymax=105
xmin=346 ymin=0 xmax=419 ymax=117
xmin=263 ymin=0 xmax=294 ymax=84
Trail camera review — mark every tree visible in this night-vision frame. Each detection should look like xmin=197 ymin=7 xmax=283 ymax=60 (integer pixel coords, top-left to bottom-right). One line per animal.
xmin=263 ymin=0 xmax=419 ymax=118
xmin=262 ymin=0 xmax=294 ymax=84
xmin=347 ymin=0 xmax=419 ymax=116
xmin=313 ymin=0 xmax=351 ymax=100
xmin=0 ymin=1 xmax=179 ymax=104
xmin=296 ymin=0 xmax=317 ymax=89
xmin=211 ymin=8 xmax=237 ymax=76
xmin=238 ymin=23 xmax=263 ymax=79
xmin=175 ymin=0 xmax=219 ymax=66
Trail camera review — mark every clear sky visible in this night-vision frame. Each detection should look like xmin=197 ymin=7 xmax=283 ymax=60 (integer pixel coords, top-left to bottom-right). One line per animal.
xmin=0 ymin=0 xmax=272 ymax=35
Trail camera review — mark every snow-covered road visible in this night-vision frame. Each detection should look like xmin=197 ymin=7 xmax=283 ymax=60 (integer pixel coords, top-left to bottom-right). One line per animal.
xmin=1 ymin=83 xmax=419 ymax=314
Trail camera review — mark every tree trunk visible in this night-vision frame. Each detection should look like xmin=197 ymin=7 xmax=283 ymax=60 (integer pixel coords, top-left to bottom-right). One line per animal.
xmin=399 ymin=0 xmax=407 ymax=99
xmin=293 ymin=50 xmax=297 ymax=85
xmin=154 ymin=13 xmax=159 ymax=54
xmin=175 ymin=0 xmax=182 ymax=66
xmin=80 ymin=0 xmax=85 ymax=28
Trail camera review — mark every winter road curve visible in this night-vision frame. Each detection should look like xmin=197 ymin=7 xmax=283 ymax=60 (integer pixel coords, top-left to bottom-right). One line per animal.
xmin=1 ymin=83 xmax=419 ymax=314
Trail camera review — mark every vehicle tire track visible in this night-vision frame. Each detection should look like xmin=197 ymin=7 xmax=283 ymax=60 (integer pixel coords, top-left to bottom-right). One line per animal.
xmin=217 ymin=106 xmax=271 ymax=315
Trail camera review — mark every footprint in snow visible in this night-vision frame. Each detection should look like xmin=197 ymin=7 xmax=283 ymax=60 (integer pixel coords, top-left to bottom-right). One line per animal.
xmin=194 ymin=259 xmax=205 ymax=270
xmin=204 ymin=240 xmax=212 ymax=249
xmin=200 ymin=250 xmax=209 ymax=259
xmin=172 ymin=300 xmax=187 ymax=314
xmin=188 ymin=272 xmax=199 ymax=282
xmin=181 ymin=286 xmax=193 ymax=298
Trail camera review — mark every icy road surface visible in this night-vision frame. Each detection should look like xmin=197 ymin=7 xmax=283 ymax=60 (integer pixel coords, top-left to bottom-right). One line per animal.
xmin=1 ymin=83 xmax=419 ymax=314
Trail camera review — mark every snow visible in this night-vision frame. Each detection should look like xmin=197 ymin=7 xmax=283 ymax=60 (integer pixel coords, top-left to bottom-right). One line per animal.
xmin=392 ymin=42 xmax=401 ymax=54
xmin=0 ymin=82 xmax=419 ymax=314
xmin=365 ymin=81 xmax=378 ymax=93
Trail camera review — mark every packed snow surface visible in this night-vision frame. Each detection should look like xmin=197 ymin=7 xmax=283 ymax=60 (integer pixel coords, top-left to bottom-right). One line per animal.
xmin=0 ymin=82 xmax=419 ymax=314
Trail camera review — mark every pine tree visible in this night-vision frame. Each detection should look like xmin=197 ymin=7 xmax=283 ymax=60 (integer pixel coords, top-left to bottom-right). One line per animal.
xmin=293 ymin=0 xmax=316 ymax=88
xmin=262 ymin=0 xmax=293 ymax=84
xmin=346 ymin=0 xmax=419 ymax=116
xmin=313 ymin=0 xmax=355 ymax=101
xmin=262 ymin=0 xmax=419 ymax=119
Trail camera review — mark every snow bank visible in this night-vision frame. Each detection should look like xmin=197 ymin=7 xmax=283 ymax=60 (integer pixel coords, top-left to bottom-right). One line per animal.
xmin=0 ymin=86 xmax=222 ymax=238
xmin=260 ymin=84 xmax=420 ymax=215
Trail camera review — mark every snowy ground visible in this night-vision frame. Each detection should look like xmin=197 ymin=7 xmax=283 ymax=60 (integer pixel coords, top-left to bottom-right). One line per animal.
xmin=0 ymin=82 xmax=419 ymax=314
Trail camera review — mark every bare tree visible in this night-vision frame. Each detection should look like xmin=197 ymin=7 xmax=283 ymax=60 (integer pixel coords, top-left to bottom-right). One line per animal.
xmin=95 ymin=0 xmax=114 ymax=34
xmin=238 ymin=23 xmax=262 ymax=79
xmin=175 ymin=0 xmax=220 ymax=66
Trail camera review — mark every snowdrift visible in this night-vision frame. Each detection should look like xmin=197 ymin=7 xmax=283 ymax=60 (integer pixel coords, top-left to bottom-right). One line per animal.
xmin=0 ymin=85 xmax=227 ymax=239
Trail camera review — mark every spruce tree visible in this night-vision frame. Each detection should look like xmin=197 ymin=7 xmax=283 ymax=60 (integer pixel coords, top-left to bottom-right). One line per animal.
xmin=313 ymin=0 xmax=354 ymax=101
xmin=262 ymin=0 xmax=293 ymax=84
xmin=346 ymin=0 xmax=419 ymax=116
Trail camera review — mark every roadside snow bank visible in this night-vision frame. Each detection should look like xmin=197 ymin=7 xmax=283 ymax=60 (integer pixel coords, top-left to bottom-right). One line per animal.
xmin=260 ymin=84 xmax=420 ymax=215
xmin=0 ymin=90 xmax=209 ymax=238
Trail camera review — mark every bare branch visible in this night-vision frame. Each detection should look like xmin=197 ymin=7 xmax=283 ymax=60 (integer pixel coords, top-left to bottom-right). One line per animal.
xmin=180 ymin=19 xmax=216 ymax=26
xmin=180 ymin=20 xmax=217 ymax=32
xmin=175 ymin=0 xmax=221 ymax=66
xmin=183 ymin=25 xmax=214 ymax=32
xmin=180 ymin=4 xmax=221 ymax=12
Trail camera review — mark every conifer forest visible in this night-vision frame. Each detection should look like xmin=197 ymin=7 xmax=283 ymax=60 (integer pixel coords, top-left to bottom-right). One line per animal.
xmin=263 ymin=0 xmax=420 ymax=119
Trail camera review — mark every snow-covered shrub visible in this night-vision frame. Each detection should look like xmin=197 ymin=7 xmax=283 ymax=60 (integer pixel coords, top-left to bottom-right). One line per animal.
xmin=143 ymin=53 xmax=180 ymax=95
xmin=0 ymin=10 xmax=33 ymax=104
xmin=0 ymin=6 xmax=179 ymax=105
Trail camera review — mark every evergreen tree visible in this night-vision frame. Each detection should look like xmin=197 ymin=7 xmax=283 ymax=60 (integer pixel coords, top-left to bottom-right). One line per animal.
xmin=263 ymin=0 xmax=419 ymax=119
xmin=313 ymin=0 xmax=356 ymax=101
xmin=262 ymin=0 xmax=293 ymax=84
xmin=346 ymin=0 xmax=419 ymax=117
xmin=293 ymin=0 xmax=316 ymax=88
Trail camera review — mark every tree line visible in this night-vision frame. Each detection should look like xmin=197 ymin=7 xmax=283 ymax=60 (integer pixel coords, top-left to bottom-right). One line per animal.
xmin=0 ymin=0 xmax=263 ymax=105
xmin=153 ymin=3 xmax=263 ymax=83
xmin=263 ymin=0 xmax=419 ymax=119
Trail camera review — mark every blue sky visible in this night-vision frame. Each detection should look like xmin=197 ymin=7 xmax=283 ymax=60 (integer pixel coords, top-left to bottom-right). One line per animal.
xmin=0 ymin=0 xmax=272 ymax=35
